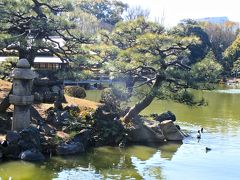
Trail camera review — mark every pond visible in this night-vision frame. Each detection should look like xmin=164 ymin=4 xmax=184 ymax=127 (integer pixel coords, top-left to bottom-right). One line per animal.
xmin=1 ymin=87 xmax=240 ymax=180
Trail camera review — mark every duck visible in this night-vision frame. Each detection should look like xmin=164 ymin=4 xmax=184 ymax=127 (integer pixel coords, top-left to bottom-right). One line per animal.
xmin=205 ymin=147 xmax=212 ymax=152
xmin=197 ymin=130 xmax=201 ymax=139
xmin=201 ymin=128 xmax=204 ymax=133
xmin=119 ymin=141 xmax=125 ymax=148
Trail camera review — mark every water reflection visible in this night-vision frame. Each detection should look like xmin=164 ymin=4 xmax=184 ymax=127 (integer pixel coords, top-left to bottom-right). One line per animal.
xmin=0 ymin=143 xmax=182 ymax=180
xmin=51 ymin=144 xmax=182 ymax=180
xmin=159 ymin=143 xmax=182 ymax=160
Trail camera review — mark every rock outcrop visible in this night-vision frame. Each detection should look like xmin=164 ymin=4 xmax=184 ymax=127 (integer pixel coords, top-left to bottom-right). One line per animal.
xmin=56 ymin=129 xmax=91 ymax=155
xmin=19 ymin=149 xmax=45 ymax=161
xmin=151 ymin=111 xmax=176 ymax=123
xmin=159 ymin=120 xmax=184 ymax=141
xmin=56 ymin=141 xmax=85 ymax=155
xmin=1 ymin=127 xmax=45 ymax=161
xmin=126 ymin=115 xmax=185 ymax=143
xmin=33 ymin=78 xmax=64 ymax=103
xmin=126 ymin=119 xmax=165 ymax=143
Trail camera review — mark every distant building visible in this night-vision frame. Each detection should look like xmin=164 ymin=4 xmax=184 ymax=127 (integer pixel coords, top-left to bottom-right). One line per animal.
xmin=195 ymin=16 xmax=229 ymax=24
xmin=0 ymin=56 xmax=69 ymax=70
xmin=33 ymin=57 xmax=69 ymax=70
xmin=0 ymin=36 xmax=71 ymax=71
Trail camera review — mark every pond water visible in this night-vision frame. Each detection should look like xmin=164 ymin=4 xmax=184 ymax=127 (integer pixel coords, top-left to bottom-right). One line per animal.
xmin=1 ymin=88 xmax=240 ymax=180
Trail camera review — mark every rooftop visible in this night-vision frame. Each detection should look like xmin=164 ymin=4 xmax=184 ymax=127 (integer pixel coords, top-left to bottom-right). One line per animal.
xmin=0 ymin=56 xmax=68 ymax=64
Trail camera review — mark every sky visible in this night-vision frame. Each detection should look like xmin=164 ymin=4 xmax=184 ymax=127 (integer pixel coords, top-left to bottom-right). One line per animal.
xmin=121 ymin=0 xmax=240 ymax=27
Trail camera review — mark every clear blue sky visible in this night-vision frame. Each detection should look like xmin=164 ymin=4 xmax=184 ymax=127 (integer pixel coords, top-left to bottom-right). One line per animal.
xmin=122 ymin=0 xmax=240 ymax=27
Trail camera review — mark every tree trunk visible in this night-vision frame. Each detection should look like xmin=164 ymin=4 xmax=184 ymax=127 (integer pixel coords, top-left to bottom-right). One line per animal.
xmin=19 ymin=49 xmax=36 ymax=66
xmin=0 ymin=85 xmax=13 ymax=113
xmin=123 ymin=73 xmax=165 ymax=123
xmin=125 ymin=76 xmax=136 ymax=96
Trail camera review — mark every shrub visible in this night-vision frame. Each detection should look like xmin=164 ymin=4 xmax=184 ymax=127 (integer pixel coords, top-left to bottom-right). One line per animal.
xmin=64 ymin=86 xmax=86 ymax=98
xmin=0 ymin=57 xmax=18 ymax=81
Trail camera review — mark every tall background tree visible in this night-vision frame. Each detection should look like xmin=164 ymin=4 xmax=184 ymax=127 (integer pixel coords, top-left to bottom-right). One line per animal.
xmin=224 ymin=35 xmax=240 ymax=75
xmin=170 ymin=19 xmax=211 ymax=64
xmin=77 ymin=0 xmax=127 ymax=30
xmin=202 ymin=21 xmax=238 ymax=70
xmin=191 ymin=51 xmax=223 ymax=84
xmin=124 ymin=5 xmax=150 ymax=20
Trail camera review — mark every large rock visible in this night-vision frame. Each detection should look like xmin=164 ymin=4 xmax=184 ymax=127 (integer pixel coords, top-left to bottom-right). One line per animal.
xmin=19 ymin=150 xmax=45 ymax=162
xmin=2 ymin=143 xmax=21 ymax=159
xmin=160 ymin=120 xmax=184 ymax=141
xmin=71 ymin=129 xmax=91 ymax=148
xmin=153 ymin=111 xmax=176 ymax=122
xmin=127 ymin=119 xmax=165 ymax=143
xmin=18 ymin=127 xmax=41 ymax=150
xmin=56 ymin=141 xmax=85 ymax=155
xmin=6 ymin=131 xmax=21 ymax=144
xmin=2 ymin=127 xmax=44 ymax=160
xmin=51 ymin=85 xmax=61 ymax=94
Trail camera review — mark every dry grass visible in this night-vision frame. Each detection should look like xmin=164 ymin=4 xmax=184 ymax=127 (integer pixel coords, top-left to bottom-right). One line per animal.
xmin=56 ymin=131 xmax=70 ymax=139
xmin=0 ymin=80 xmax=100 ymax=115
xmin=64 ymin=95 xmax=100 ymax=109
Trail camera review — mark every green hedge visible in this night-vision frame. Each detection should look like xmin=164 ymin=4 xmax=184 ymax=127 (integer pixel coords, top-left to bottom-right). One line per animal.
xmin=64 ymin=86 xmax=86 ymax=98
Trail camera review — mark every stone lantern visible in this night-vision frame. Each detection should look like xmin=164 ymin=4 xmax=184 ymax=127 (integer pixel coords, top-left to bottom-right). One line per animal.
xmin=9 ymin=59 xmax=37 ymax=131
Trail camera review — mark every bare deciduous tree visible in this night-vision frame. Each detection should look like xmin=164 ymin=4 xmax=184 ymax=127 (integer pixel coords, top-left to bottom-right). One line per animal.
xmin=124 ymin=5 xmax=150 ymax=20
